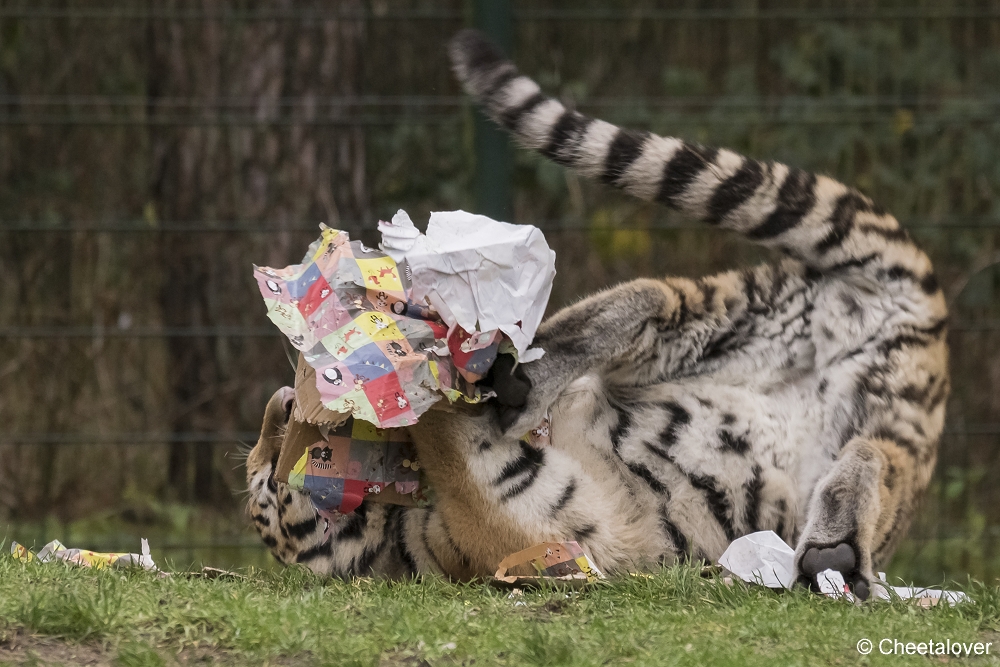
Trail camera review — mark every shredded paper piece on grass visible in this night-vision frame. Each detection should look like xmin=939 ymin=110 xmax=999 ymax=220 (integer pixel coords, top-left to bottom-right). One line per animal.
xmin=718 ymin=530 xmax=968 ymax=605
xmin=492 ymin=541 xmax=604 ymax=588
xmin=254 ymin=210 xmax=555 ymax=429
xmin=11 ymin=538 xmax=157 ymax=571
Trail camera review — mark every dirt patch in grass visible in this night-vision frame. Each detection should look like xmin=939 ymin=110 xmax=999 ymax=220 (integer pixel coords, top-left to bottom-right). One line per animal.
xmin=0 ymin=627 xmax=304 ymax=666
xmin=1 ymin=629 xmax=109 ymax=666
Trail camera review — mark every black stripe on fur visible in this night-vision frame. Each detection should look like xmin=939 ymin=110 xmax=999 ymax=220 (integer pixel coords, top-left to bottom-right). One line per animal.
xmin=707 ymin=159 xmax=765 ymax=224
xmin=495 ymin=440 xmax=546 ymax=485
xmin=746 ymin=169 xmax=817 ymax=240
xmin=602 ymin=128 xmax=650 ymax=185
xmin=625 ymin=461 xmax=667 ymax=494
xmin=656 ymin=143 xmax=718 ymax=209
xmin=500 ymin=91 xmax=547 ymax=131
xmin=541 ymin=110 xmax=593 ymax=166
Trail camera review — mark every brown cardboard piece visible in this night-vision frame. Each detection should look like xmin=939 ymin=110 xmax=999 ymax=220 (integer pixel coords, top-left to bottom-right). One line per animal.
xmin=292 ymin=354 xmax=350 ymax=426
xmin=490 ymin=541 xmax=603 ymax=589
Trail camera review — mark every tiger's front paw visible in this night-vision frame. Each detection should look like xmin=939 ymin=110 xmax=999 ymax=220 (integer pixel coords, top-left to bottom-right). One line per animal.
xmin=797 ymin=541 xmax=872 ymax=601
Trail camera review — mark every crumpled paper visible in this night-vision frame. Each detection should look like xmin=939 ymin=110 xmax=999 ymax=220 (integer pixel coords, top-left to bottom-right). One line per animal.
xmin=718 ymin=531 xmax=968 ymax=606
xmin=255 ymin=212 xmax=555 ymax=428
xmin=398 ymin=210 xmax=556 ymax=362
xmin=492 ymin=541 xmax=604 ymax=588
xmin=718 ymin=530 xmax=796 ymax=589
xmin=11 ymin=538 xmax=157 ymax=571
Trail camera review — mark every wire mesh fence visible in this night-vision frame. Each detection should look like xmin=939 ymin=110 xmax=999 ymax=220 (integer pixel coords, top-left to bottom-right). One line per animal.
xmin=2 ymin=0 xmax=1000 ymax=580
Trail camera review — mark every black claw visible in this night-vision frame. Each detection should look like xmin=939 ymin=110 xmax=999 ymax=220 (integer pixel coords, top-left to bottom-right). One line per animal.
xmin=852 ymin=579 xmax=870 ymax=601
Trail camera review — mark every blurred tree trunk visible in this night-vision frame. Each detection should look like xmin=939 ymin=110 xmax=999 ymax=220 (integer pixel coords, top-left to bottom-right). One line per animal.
xmin=148 ymin=1 xmax=368 ymax=502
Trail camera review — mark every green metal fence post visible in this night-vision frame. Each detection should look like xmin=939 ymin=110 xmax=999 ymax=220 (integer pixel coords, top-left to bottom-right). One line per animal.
xmin=472 ymin=0 xmax=513 ymax=221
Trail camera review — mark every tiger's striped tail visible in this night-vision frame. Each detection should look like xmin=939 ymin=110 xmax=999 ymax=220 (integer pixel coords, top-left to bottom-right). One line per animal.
xmin=448 ymin=30 xmax=940 ymax=298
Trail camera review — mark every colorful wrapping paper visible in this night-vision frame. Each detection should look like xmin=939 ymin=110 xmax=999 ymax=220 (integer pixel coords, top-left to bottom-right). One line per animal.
xmin=10 ymin=538 xmax=157 ymax=570
xmin=493 ymin=541 xmax=604 ymax=587
xmin=286 ymin=415 xmax=425 ymax=515
xmin=254 ymin=227 xmax=500 ymax=429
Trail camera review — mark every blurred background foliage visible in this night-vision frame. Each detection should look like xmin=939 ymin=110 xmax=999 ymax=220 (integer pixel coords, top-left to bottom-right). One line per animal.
xmin=2 ymin=0 xmax=1000 ymax=582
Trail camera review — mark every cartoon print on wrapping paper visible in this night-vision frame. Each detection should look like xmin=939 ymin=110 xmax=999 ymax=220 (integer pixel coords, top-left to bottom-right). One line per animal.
xmin=448 ymin=327 xmax=501 ymax=382
xmin=308 ymin=297 xmax=355 ymax=341
xmin=286 ymin=262 xmax=323 ymax=300
xmin=342 ymin=326 xmax=365 ymax=346
xmin=353 ymin=310 xmax=407 ymax=343
xmin=356 ymin=257 xmax=405 ymax=295
xmin=311 ymin=445 xmax=333 ymax=462
xmin=363 ymin=372 xmax=417 ymax=426
xmin=345 ymin=342 xmax=394 ymax=380
xmin=528 ymin=414 xmax=551 ymax=447
xmin=303 ymin=475 xmax=345 ymax=513
xmin=297 ymin=273 xmax=333 ymax=318
xmin=307 ymin=434 xmax=351 ymax=478
xmin=312 ymin=230 xmax=349 ymax=276
xmin=315 ymin=362 xmax=355 ymax=403
xmin=291 ymin=416 xmax=423 ymax=515
xmin=373 ymin=337 xmax=418 ymax=371
xmin=394 ymin=318 xmax=441 ymax=356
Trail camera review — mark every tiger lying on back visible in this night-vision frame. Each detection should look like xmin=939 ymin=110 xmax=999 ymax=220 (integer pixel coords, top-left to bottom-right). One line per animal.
xmin=246 ymin=30 xmax=948 ymax=600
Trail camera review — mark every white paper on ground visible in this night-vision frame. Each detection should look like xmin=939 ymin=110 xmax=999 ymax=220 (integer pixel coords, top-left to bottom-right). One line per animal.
xmin=717 ymin=531 xmax=969 ymax=605
xmin=817 ymin=568 xmax=855 ymax=601
xmin=873 ymin=572 xmax=969 ymax=606
xmin=398 ymin=210 xmax=556 ymax=360
xmin=717 ymin=530 xmax=796 ymax=589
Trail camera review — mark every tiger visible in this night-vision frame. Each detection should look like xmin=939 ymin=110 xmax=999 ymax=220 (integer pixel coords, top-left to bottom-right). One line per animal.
xmin=245 ymin=29 xmax=948 ymax=600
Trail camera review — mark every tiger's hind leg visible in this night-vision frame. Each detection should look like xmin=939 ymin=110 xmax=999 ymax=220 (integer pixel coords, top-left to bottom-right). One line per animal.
xmin=408 ymin=405 xmax=661 ymax=577
xmin=795 ymin=436 xmax=932 ymax=600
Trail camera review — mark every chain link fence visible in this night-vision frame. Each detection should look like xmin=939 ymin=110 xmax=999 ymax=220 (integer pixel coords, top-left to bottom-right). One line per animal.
xmin=2 ymin=0 xmax=1000 ymax=580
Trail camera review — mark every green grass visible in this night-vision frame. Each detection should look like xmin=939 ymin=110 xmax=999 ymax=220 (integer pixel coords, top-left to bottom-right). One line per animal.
xmin=2 ymin=555 xmax=1000 ymax=666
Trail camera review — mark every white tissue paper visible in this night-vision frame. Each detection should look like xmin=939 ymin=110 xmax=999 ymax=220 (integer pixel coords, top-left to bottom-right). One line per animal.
xmin=378 ymin=209 xmax=423 ymax=262
xmin=718 ymin=530 xmax=797 ymax=589
xmin=384 ymin=209 xmax=556 ymax=362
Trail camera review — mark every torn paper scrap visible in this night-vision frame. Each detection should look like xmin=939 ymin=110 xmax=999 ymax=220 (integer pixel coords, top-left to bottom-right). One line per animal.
xmin=872 ymin=573 xmax=969 ymax=607
xmin=492 ymin=541 xmax=603 ymax=588
xmin=402 ymin=210 xmax=555 ymax=361
xmin=718 ymin=530 xmax=796 ymax=589
xmin=378 ymin=209 xmax=422 ymax=262
xmin=11 ymin=538 xmax=157 ymax=571
xmin=255 ymin=226 xmax=499 ymax=428
xmin=817 ymin=568 xmax=853 ymax=601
